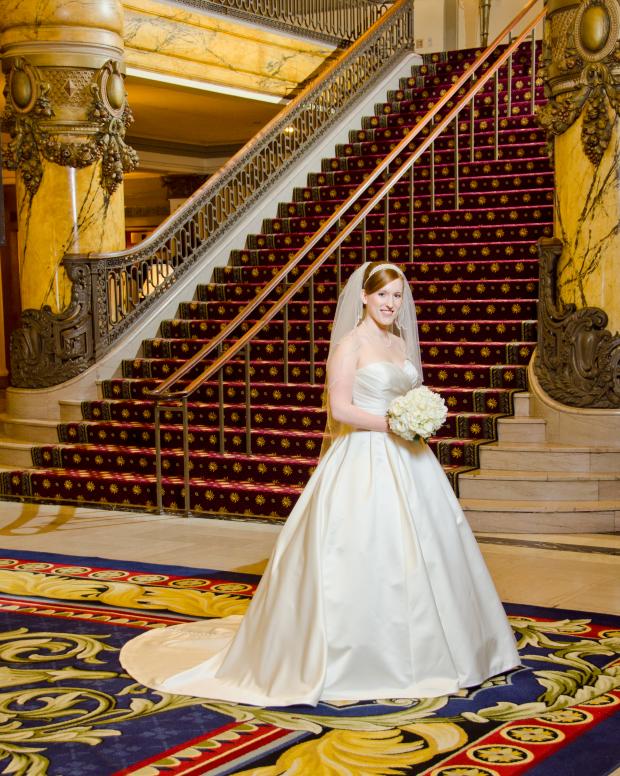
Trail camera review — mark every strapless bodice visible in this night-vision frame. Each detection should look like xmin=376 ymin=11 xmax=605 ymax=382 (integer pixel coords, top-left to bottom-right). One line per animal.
xmin=353 ymin=360 xmax=419 ymax=415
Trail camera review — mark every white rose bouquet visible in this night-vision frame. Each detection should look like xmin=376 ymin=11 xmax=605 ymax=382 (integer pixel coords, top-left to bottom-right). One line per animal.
xmin=387 ymin=385 xmax=448 ymax=441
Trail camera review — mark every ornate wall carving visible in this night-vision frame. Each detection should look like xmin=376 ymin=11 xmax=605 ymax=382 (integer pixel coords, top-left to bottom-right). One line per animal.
xmin=534 ymin=238 xmax=620 ymax=407
xmin=9 ymin=261 xmax=94 ymax=388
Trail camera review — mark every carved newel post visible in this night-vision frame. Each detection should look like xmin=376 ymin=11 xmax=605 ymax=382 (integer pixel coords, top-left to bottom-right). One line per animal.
xmin=0 ymin=0 xmax=138 ymax=387
xmin=536 ymin=0 xmax=620 ymax=407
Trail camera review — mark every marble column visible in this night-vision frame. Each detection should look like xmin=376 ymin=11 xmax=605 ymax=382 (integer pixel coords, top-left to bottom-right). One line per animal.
xmin=1 ymin=0 xmax=138 ymax=313
xmin=535 ymin=0 xmax=620 ymax=407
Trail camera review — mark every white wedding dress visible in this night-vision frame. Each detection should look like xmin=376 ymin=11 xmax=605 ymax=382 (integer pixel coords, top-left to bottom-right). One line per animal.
xmin=120 ymin=360 xmax=520 ymax=706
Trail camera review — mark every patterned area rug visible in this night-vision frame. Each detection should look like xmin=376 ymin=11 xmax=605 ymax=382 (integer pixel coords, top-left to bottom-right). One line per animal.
xmin=0 ymin=548 xmax=618 ymax=775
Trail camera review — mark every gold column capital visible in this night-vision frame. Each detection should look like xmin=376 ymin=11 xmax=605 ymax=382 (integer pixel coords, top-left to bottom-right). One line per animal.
xmin=539 ymin=0 xmax=620 ymax=164
xmin=0 ymin=0 xmax=137 ymax=198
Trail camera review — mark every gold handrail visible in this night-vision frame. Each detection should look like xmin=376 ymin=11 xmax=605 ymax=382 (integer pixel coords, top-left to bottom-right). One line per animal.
xmin=148 ymin=0 xmax=542 ymax=403
xmin=180 ymin=9 xmax=545 ymax=391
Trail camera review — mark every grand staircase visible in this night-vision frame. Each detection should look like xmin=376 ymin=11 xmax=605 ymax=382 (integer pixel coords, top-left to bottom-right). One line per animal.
xmin=0 ymin=43 xmax=554 ymax=519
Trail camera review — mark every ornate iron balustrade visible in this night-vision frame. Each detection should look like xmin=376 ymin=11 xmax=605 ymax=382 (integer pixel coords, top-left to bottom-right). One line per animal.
xmin=147 ymin=1 xmax=545 ymax=515
xmin=175 ymin=0 xmax=391 ymax=45
xmin=10 ymin=0 xmax=415 ymax=388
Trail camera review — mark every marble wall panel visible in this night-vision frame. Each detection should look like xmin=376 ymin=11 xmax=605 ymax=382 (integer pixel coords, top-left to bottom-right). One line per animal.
xmin=17 ymin=161 xmax=125 ymax=313
xmin=554 ymin=112 xmax=620 ymax=333
xmin=122 ymin=0 xmax=333 ymax=96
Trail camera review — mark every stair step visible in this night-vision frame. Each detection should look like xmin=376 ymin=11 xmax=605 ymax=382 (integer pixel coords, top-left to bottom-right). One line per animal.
xmin=80 ymin=400 xmax=327 ymax=432
xmin=406 ymin=66 xmax=538 ymax=92
xmin=160 ymin=317 xmax=537 ymax=345
xmin=351 ymin=114 xmax=542 ymax=143
xmin=0 ymin=438 xmax=35 ymax=467
xmin=178 ymin=298 xmax=539 ymax=322
xmin=0 ymin=469 xmax=303 ymax=520
xmin=231 ymin=243 xmax=542 ymax=266
xmin=197 ymin=278 xmax=539 ymax=304
xmin=121 ymin=356 xmax=528 ymax=392
xmin=388 ymin=84 xmax=543 ymax=105
xmin=375 ymin=89 xmax=544 ymax=120
xmin=496 ymin=416 xmax=546 ymax=442
xmin=59 ymin=400 xmax=85 ymax=422
xmin=142 ymin=337 xmax=535 ymax=367
xmin=0 ymin=414 xmax=60 ymax=444
xmin=459 ymin=469 xmax=620 ymax=500
xmin=32 ymin=445 xmax=318 ymax=485
xmin=243 ymin=223 xmax=552 ymax=252
xmin=362 ymin=100 xmax=546 ymax=128
xmin=478 ymin=443 xmax=620 ymax=472
xmin=264 ymin=204 xmax=551 ymax=232
xmin=322 ymin=141 xmax=548 ymax=172
xmin=336 ymin=125 xmax=546 ymax=158
xmin=57 ymin=420 xmax=325 ymax=458
xmin=398 ymin=62 xmax=539 ymax=82
xmin=306 ymin=159 xmax=551 ymax=190
xmin=281 ymin=193 xmax=553 ymax=220
xmin=221 ymin=256 xmax=543 ymax=275
xmin=461 ymin=498 xmax=619 ymax=533
xmin=98 ymin=377 xmax=519 ymax=415
xmin=512 ymin=391 xmax=532 ymax=417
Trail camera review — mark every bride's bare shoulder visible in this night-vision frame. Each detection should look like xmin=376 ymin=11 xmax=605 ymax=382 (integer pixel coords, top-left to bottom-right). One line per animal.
xmin=333 ymin=328 xmax=362 ymax=352
xmin=327 ymin=329 xmax=363 ymax=372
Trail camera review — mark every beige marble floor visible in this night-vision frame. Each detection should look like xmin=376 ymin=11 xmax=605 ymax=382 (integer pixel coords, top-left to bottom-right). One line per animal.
xmin=0 ymin=500 xmax=618 ymax=616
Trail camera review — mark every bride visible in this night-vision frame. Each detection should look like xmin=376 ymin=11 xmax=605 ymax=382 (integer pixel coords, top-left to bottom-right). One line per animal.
xmin=120 ymin=261 xmax=520 ymax=706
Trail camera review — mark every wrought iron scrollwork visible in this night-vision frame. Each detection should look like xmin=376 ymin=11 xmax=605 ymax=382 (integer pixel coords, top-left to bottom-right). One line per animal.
xmin=176 ymin=0 xmax=390 ymax=45
xmin=9 ymin=261 xmax=94 ymax=388
xmin=534 ymin=237 xmax=620 ymax=407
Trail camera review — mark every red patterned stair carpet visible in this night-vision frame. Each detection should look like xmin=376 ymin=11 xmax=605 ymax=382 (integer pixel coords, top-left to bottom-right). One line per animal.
xmin=1 ymin=44 xmax=553 ymax=519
